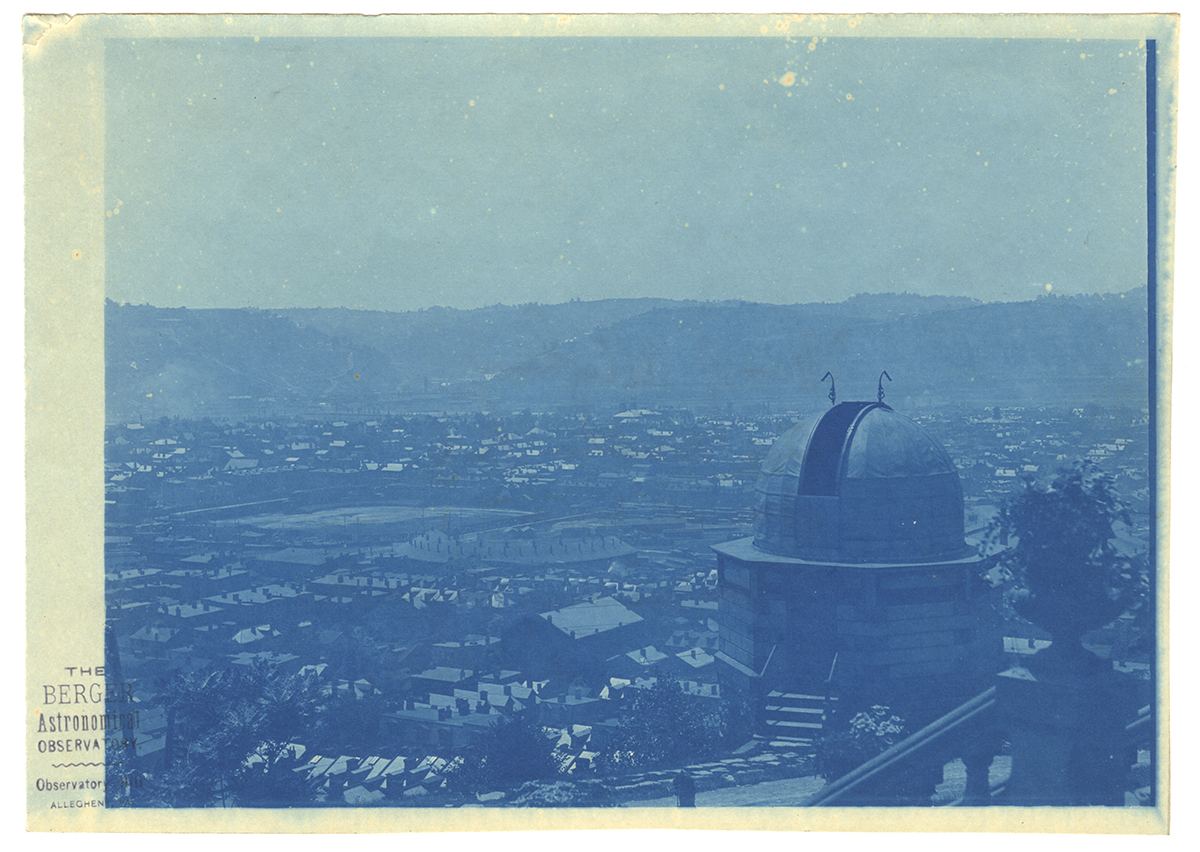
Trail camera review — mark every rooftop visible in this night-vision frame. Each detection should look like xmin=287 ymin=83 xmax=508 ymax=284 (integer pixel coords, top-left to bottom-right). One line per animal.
xmin=540 ymin=595 xmax=644 ymax=639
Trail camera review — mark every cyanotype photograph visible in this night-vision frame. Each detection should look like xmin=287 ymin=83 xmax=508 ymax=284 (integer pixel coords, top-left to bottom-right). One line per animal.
xmin=24 ymin=13 xmax=1174 ymax=832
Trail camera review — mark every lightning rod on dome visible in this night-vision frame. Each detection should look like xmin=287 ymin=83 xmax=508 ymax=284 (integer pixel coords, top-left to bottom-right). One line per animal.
xmin=821 ymin=372 xmax=836 ymax=406
xmin=878 ymin=371 xmax=892 ymax=404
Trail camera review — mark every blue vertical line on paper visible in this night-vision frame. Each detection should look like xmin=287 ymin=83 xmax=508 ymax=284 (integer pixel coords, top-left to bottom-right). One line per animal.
xmin=1145 ymin=37 xmax=1158 ymax=808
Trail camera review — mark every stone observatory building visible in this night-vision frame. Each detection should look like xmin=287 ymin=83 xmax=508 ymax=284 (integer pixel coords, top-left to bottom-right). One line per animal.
xmin=713 ymin=400 xmax=999 ymax=738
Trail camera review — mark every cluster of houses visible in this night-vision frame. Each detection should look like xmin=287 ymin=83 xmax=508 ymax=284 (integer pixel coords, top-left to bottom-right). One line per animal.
xmin=107 ymin=498 xmax=736 ymax=795
xmin=107 ymin=405 xmax=1149 ymax=517
xmin=939 ymin=407 xmax=1148 ymax=506
xmin=105 ymin=408 xmax=786 ymax=499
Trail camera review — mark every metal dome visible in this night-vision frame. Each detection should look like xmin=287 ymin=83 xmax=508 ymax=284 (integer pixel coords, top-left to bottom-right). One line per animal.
xmin=752 ymin=402 xmax=969 ymax=563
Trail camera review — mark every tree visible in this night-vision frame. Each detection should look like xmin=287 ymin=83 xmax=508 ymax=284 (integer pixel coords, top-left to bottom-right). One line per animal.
xmin=986 ymin=460 xmax=1148 ymax=650
xmin=151 ymin=662 xmax=324 ymax=807
xmin=313 ymin=688 xmax=387 ymax=755
xmin=444 ymin=711 xmax=559 ymax=794
xmin=228 ymin=742 xmax=319 ymax=808
xmin=605 ymin=674 xmax=726 ymax=770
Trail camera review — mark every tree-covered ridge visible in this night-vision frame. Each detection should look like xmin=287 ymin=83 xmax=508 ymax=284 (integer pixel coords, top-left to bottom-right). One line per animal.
xmin=106 ymin=289 xmax=1149 ymax=420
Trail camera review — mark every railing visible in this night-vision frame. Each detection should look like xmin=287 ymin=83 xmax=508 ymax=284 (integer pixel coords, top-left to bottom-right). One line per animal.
xmin=805 ymin=686 xmax=998 ymax=806
xmin=821 ymin=652 xmax=838 ymax=726
xmin=804 ymin=689 xmax=1153 ymax=807
xmin=1127 ymin=704 xmax=1152 ymax=736
xmin=758 ymin=644 xmax=777 ymax=680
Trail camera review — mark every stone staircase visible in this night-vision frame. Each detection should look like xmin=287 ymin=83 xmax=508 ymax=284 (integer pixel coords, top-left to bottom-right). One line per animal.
xmin=760 ymin=689 xmax=835 ymax=749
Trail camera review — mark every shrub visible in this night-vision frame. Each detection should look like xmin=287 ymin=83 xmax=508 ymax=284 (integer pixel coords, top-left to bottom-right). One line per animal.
xmin=816 ymin=705 xmax=908 ymax=782
xmin=508 ymin=779 xmax=617 ymax=807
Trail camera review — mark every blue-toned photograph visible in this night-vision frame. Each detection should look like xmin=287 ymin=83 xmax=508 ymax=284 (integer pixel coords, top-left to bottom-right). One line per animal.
xmin=99 ymin=29 xmax=1160 ymax=811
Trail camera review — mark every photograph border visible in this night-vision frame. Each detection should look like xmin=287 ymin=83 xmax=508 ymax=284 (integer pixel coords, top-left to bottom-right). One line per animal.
xmin=24 ymin=11 xmax=1177 ymax=834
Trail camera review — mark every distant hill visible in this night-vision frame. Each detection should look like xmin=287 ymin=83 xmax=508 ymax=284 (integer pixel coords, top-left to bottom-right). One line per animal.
xmin=484 ymin=292 xmax=1148 ymax=410
xmin=274 ymin=299 xmax=713 ymax=387
xmin=105 ymin=304 xmax=398 ymax=421
xmin=105 ymin=290 xmax=1149 ymax=421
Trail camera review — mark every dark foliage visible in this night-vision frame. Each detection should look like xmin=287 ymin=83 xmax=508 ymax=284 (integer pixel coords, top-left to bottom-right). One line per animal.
xmin=147 ymin=662 xmax=324 ymax=807
xmin=443 ymin=711 xmax=560 ymax=794
xmin=986 ymin=460 xmax=1148 ymax=646
xmin=605 ymin=674 xmax=726 ymax=771
xmin=227 ymin=741 xmax=319 ymax=808
xmin=318 ymin=689 xmax=387 ymax=755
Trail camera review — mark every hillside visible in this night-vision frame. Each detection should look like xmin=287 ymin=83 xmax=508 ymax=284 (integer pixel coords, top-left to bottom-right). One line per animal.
xmin=105 ymin=304 xmax=399 ymax=420
xmin=104 ymin=290 xmax=1149 ymax=421
xmin=485 ymin=292 xmax=1148 ymax=410
xmin=274 ymin=299 xmax=710 ymax=387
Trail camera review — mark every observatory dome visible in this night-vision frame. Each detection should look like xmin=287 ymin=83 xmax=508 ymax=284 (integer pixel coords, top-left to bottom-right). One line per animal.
xmin=752 ymin=402 xmax=969 ymax=563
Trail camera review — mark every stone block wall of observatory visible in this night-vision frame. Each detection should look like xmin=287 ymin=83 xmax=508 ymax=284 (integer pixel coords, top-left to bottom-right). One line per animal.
xmin=835 ymin=597 xmax=995 ymax=681
xmin=716 ymin=570 xmax=758 ymax=672
xmin=715 ymin=539 xmax=996 ymax=692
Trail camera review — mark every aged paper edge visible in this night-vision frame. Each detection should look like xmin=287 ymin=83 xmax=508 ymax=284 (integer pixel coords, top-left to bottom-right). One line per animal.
xmin=23 ymin=12 xmax=1177 ymax=834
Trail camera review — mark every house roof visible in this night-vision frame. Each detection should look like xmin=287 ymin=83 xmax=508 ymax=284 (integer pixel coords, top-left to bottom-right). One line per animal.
xmin=413 ymin=666 xmax=473 ymax=683
xmin=539 ymin=595 xmax=643 ymax=639
xmin=131 ymin=626 xmax=178 ymax=643
xmin=231 ymin=624 xmax=277 ymax=645
xmin=257 ymin=547 xmax=329 ymax=566
xmin=623 ymin=645 xmax=669 ymax=666
xmin=676 ymin=647 xmax=716 ymax=668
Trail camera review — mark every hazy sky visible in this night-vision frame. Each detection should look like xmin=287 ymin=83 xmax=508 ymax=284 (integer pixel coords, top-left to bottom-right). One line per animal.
xmin=105 ymin=36 xmax=1148 ymax=311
